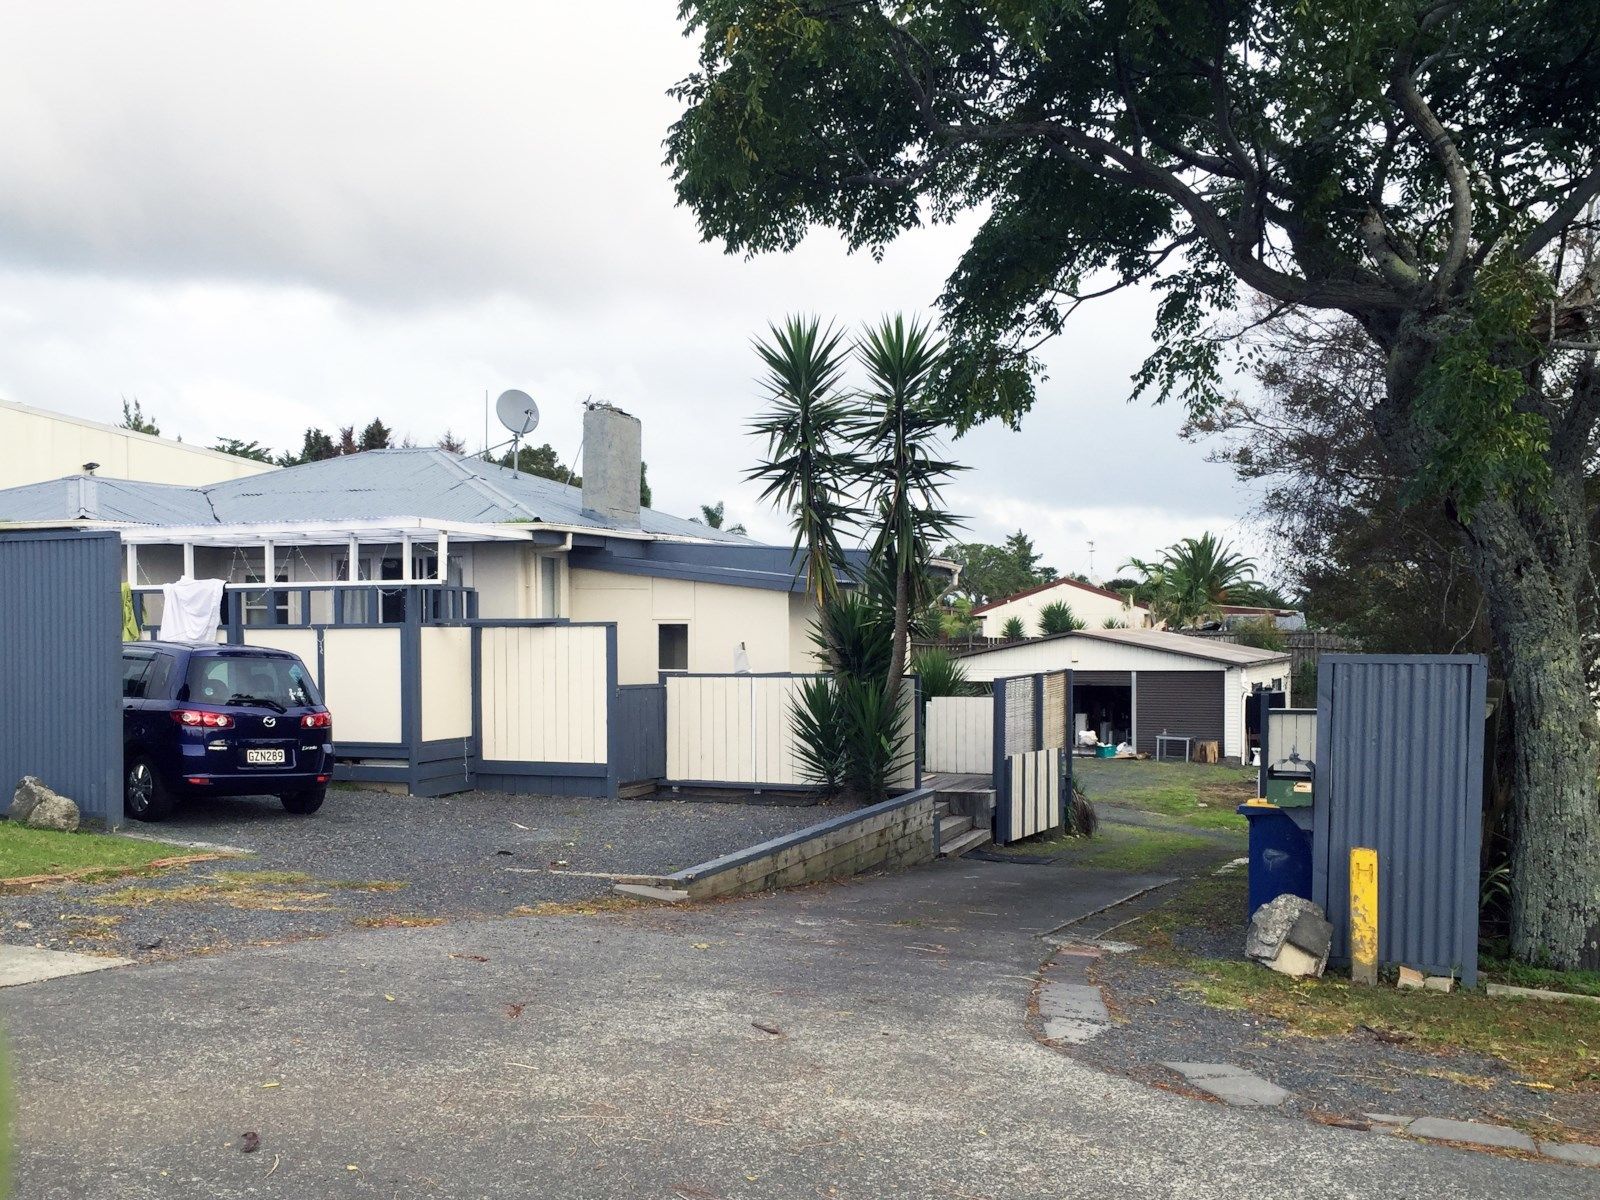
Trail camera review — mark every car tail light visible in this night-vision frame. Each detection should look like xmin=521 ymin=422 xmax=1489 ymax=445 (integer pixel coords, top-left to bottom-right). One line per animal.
xmin=301 ymin=712 xmax=332 ymax=729
xmin=172 ymin=710 xmax=232 ymax=728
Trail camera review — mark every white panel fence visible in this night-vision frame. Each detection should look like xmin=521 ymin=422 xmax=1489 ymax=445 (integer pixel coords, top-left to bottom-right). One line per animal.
xmin=666 ymin=674 xmax=917 ymax=790
xmin=479 ymin=624 xmax=609 ymax=765
xmin=924 ymin=696 xmax=995 ymax=775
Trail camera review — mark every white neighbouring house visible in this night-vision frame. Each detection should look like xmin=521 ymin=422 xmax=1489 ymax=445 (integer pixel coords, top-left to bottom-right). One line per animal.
xmin=0 ymin=397 xmax=274 ymax=490
xmin=972 ymin=576 xmax=1153 ymax=637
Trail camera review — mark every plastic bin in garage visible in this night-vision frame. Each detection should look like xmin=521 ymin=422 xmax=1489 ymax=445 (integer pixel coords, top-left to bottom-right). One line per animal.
xmin=1236 ymin=801 xmax=1314 ymax=917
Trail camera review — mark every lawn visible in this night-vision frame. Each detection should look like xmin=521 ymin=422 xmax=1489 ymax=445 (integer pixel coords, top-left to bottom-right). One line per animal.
xmin=1018 ymin=822 xmax=1221 ymax=872
xmin=1124 ymin=874 xmax=1600 ymax=1090
xmin=1072 ymin=758 xmax=1257 ymax=832
xmin=0 ymin=822 xmax=197 ymax=882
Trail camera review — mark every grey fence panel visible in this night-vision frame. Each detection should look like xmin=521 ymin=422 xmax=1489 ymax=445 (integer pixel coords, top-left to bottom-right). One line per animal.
xmin=0 ymin=529 xmax=123 ymax=826
xmin=614 ymin=684 xmax=666 ymax=784
xmin=1313 ymin=654 xmax=1486 ymax=986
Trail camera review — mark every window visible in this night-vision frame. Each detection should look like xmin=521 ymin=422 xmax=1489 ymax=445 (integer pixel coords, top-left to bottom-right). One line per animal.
xmin=539 ymin=556 xmax=559 ymax=618
xmin=240 ymin=570 xmax=290 ymax=626
xmin=181 ymin=654 xmax=321 ymax=708
xmin=658 ymin=623 xmax=688 ymax=673
xmin=121 ymin=654 xmax=153 ymax=699
xmin=144 ymin=654 xmax=175 ymax=700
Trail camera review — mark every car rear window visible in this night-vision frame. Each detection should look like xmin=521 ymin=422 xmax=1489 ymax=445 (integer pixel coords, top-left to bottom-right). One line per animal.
xmin=182 ymin=654 xmax=322 ymax=709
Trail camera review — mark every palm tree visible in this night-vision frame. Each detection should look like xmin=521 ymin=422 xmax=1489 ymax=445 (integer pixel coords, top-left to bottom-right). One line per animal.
xmin=748 ymin=317 xmax=861 ymax=606
xmin=855 ymin=315 xmax=964 ymax=692
xmin=1126 ymin=533 xmax=1258 ymax=627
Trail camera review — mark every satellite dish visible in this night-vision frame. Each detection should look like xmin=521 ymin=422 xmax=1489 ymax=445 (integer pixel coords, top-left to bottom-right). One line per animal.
xmin=496 ymin=389 xmax=539 ymax=437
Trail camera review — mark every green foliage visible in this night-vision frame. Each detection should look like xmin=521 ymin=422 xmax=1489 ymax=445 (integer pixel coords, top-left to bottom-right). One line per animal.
xmin=935 ymin=596 xmax=981 ymax=639
xmin=358 ymin=419 xmax=392 ymax=451
xmin=1101 ymin=617 xmax=1128 ymax=629
xmin=1127 ymin=533 xmax=1259 ymax=628
xmin=1001 ymin=615 xmax=1026 ymax=640
xmin=810 ymin=586 xmax=894 ymax=681
xmin=941 ymin=531 xmax=1056 ymax=604
xmin=212 ymin=438 xmax=274 ymax=463
xmin=910 ymin=647 xmax=974 ymax=698
xmin=1037 ymin=600 xmax=1085 ymax=635
xmin=1231 ymin=617 xmax=1287 ymax=652
xmin=789 ymin=675 xmax=848 ymax=795
xmin=499 ymin=442 xmax=576 ymax=482
xmin=834 ymin=675 xmax=910 ymax=801
xmin=118 ymin=397 xmax=159 ymax=436
xmin=1292 ymin=660 xmax=1318 ymax=707
xmin=279 ymin=428 xmax=338 ymax=466
xmin=749 ymin=315 xmax=861 ymax=604
xmin=1408 ymin=255 xmax=1555 ymax=516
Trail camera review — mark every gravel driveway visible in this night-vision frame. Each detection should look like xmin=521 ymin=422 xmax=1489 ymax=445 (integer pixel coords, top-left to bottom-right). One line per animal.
xmin=1 ymin=787 xmax=847 ymax=961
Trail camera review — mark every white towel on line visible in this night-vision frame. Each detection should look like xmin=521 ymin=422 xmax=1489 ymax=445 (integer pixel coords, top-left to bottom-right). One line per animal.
xmin=156 ymin=578 xmax=226 ymax=642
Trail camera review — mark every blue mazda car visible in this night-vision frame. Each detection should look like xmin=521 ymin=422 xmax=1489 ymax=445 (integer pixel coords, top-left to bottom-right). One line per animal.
xmin=120 ymin=642 xmax=335 ymax=821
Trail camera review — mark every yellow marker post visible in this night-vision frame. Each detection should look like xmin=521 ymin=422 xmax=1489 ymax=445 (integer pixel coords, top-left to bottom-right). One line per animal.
xmin=1349 ymin=847 xmax=1379 ymax=985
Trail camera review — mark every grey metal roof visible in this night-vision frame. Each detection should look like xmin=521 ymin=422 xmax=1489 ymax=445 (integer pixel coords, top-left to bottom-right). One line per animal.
xmin=0 ymin=476 xmax=216 ymax=525
xmin=962 ymin=625 xmax=1290 ymax=667
xmin=0 ymin=448 xmax=755 ymax=544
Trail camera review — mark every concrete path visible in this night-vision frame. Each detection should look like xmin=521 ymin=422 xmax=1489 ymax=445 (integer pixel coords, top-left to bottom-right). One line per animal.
xmin=0 ymin=943 xmax=129 ymax=988
xmin=4 ymin=857 xmax=1587 ymax=1199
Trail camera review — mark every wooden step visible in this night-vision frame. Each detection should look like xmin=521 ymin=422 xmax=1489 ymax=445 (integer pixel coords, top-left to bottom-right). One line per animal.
xmin=938 ymin=813 xmax=973 ymax=840
xmin=939 ymin=826 xmax=993 ymax=859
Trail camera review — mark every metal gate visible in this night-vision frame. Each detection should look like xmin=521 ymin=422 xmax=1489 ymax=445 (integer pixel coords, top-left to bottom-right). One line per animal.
xmin=1312 ymin=654 xmax=1487 ymax=986
xmin=992 ymin=671 xmax=1073 ymax=843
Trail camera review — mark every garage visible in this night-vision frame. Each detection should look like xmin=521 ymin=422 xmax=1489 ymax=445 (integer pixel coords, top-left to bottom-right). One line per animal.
xmin=952 ymin=627 xmax=1289 ymax=763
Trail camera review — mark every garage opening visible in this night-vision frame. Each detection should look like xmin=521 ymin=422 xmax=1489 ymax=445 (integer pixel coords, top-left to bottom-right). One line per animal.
xmin=1072 ymin=677 xmax=1132 ymax=749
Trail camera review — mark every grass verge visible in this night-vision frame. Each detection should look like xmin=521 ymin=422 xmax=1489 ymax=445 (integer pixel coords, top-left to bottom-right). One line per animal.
xmin=1073 ymin=758 xmax=1257 ymax=832
xmin=1124 ymin=875 xmax=1600 ymax=1091
xmin=1020 ymin=822 xmax=1223 ymax=872
xmin=0 ymin=822 xmax=197 ymax=882
xmin=1479 ymin=939 xmax=1600 ymax=999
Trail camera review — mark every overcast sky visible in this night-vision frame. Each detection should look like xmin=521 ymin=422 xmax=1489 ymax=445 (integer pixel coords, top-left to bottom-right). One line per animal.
xmin=0 ymin=2 xmax=1265 ymax=581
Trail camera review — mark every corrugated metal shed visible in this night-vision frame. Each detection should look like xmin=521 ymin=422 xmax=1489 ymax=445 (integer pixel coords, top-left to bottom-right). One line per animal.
xmin=0 ymin=528 xmax=123 ymax=826
xmin=1312 ymin=654 xmax=1487 ymax=986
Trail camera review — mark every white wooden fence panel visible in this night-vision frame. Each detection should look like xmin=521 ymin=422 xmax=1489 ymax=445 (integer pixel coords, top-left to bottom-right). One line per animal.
xmin=420 ymin=626 xmax=473 ymax=742
xmin=479 ymin=625 xmax=608 ymax=764
xmin=1004 ymin=747 xmax=1061 ymax=842
xmin=925 ymin=696 xmax=995 ymax=774
xmin=320 ymin=627 xmax=403 ymax=744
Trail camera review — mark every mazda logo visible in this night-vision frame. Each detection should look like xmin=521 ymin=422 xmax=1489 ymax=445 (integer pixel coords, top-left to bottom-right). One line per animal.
xmin=263 ymin=717 xmax=276 ymax=728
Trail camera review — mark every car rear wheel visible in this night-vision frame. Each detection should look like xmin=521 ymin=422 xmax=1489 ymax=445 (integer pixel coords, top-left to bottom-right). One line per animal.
xmin=124 ymin=755 xmax=176 ymax=822
xmin=280 ymin=787 xmax=325 ymax=815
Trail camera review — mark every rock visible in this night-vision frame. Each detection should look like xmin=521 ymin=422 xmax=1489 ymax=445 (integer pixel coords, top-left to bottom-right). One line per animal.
xmin=1397 ymin=966 xmax=1426 ymax=990
xmin=1423 ymin=975 xmax=1455 ymax=993
xmin=7 ymin=775 xmax=55 ymax=823
xmin=24 ymin=793 xmax=80 ymax=833
xmin=1246 ymin=894 xmax=1332 ymax=978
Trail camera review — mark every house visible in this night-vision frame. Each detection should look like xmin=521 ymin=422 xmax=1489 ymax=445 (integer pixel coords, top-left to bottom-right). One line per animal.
xmin=952 ymin=627 xmax=1289 ymax=762
xmin=0 ymin=403 xmax=839 ymax=684
xmin=972 ymin=576 xmax=1152 ymax=637
xmin=0 ymin=397 xmax=273 ymax=489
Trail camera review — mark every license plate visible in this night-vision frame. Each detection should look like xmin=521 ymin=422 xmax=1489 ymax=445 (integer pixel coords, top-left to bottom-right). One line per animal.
xmin=246 ymin=749 xmax=286 ymax=765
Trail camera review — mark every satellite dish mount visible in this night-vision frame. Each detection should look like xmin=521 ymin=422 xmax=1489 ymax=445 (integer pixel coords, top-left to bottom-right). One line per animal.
xmin=495 ymin=389 xmax=540 ymax=476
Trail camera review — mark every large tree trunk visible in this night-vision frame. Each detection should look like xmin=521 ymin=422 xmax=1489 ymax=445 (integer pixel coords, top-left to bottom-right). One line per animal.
xmin=1456 ymin=483 xmax=1600 ymax=970
xmin=886 ymin=566 xmax=911 ymax=695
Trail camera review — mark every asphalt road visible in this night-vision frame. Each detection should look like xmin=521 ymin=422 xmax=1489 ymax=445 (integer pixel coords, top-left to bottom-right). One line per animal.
xmin=6 ymin=857 xmax=1589 ymax=1199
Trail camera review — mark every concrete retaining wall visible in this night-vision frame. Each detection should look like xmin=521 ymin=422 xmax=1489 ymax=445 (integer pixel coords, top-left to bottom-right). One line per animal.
xmin=618 ymin=788 xmax=937 ymax=903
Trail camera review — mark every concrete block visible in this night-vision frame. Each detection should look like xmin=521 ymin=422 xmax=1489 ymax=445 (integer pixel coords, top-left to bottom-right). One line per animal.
xmin=1405 ymin=1117 xmax=1536 ymax=1152
xmin=1038 ymin=981 xmax=1109 ymax=1044
xmin=1162 ymin=1062 xmax=1293 ymax=1108
xmin=1397 ymin=966 xmax=1425 ymax=990
xmin=1539 ymin=1141 xmax=1600 ymax=1167
xmin=612 ymin=883 xmax=690 ymax=904
xmin=1423 ymin=975 xmax=1455 ymax=993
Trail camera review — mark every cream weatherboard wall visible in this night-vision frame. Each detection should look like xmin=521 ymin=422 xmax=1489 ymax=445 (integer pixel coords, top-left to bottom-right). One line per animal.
xmin=0 ymin=398 xmax=272 ymax=488
xmin=419 ymin=626 xmax=474 ymax=742
xmin=569 ymin=568 xmax=809 ymax=684
xmin=977 ymin=581 xmax=1151 ymax=638
xmin=924 ymin=696 xmax=995 ymax=774
xmin=318 ymin=628 xmax=404 ymax=745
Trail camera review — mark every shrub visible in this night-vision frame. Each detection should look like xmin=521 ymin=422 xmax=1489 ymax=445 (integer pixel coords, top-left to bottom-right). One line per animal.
xmin=790 ymin=676 xmax=847 ymax=795
xmin=1001 ymin=615 xmax=1026 ymax=640
xmin=1038 ymin=601 xmax=1086 ymax=635
xmin=1233 ymin=616 xmax=1287 ymax=652
xmin=911 ymin=648 xmax=975 ymax=698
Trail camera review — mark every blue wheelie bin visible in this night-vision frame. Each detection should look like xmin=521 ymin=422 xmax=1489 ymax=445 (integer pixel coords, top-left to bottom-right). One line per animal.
xmin=1237 ymin=800 xmax=1313 ymax=917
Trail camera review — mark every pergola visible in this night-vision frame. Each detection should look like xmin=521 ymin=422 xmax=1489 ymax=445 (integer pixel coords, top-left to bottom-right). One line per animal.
xmin=120 ymin=517 xmax=542 ymax=591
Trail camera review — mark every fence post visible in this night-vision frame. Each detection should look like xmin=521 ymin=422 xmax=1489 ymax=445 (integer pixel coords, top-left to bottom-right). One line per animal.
xmin=992 ymin=677 xmax=1009 ymax=843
